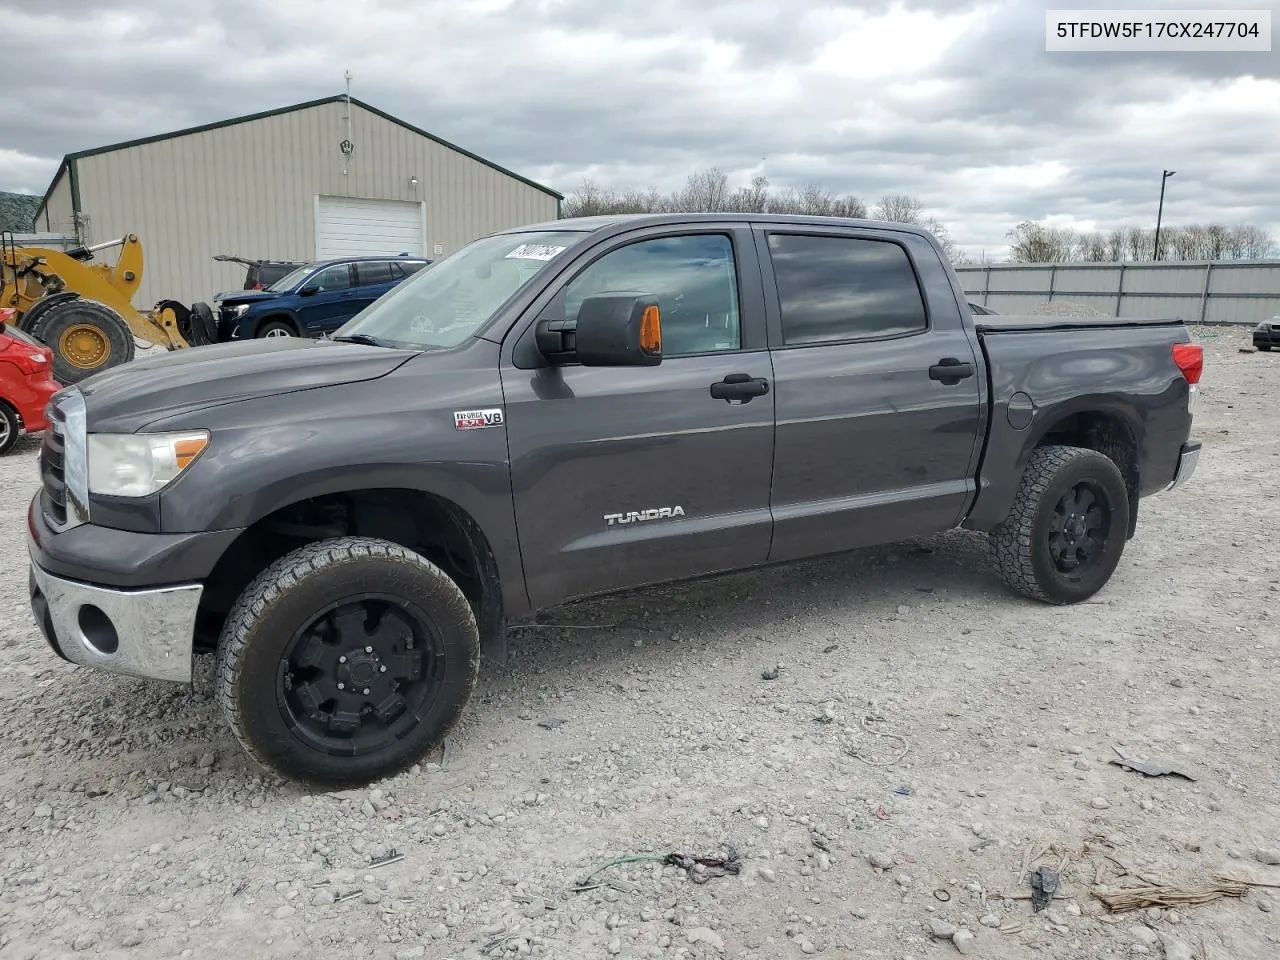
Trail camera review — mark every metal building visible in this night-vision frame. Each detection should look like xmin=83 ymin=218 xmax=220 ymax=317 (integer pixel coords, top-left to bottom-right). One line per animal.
xmin=33 ymin=95 xmax=562 ymax=306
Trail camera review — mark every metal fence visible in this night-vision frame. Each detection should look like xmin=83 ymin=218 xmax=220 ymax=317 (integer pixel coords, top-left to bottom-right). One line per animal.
xmin=955 ymin=260 xmax=1280 ymax=325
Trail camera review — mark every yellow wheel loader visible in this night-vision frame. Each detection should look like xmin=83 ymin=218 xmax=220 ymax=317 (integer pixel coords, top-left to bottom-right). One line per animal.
xmin=1 ymin=232 xmax=206 ymax=385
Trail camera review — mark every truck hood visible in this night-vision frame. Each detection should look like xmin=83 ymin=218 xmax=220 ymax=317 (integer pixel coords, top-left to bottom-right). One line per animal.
xmin=79 ymin=337 xmax=418 ymax=433
xmin=213 ymin=290 xmax=281 ymax=306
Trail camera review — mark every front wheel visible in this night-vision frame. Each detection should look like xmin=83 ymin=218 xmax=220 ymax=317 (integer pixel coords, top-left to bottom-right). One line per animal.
xmin=256 ymin=320 xmax=295 ymax=338
xmin=989 ymin=445 xmax=1130 ymax=604
xmin=215 ymin=537 xmax=480 ymax=787
xmin=0 ymin=403 xmax=19 ymax=455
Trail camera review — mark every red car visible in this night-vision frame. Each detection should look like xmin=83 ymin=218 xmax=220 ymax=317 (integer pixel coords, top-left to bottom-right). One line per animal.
xmin=0 ymin=309 xmax=61 ymax=455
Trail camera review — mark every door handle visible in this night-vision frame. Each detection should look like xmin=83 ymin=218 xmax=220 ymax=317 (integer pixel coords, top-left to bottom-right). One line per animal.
xmin=929 ymin=358 xmax=975 ymax=385
xmin=710 ymin=373 xmax=770 ymax=403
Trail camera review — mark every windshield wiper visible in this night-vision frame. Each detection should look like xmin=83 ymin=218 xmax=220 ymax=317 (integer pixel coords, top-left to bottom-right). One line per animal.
xmin=330 ymin=334 xmax=390 ymax=347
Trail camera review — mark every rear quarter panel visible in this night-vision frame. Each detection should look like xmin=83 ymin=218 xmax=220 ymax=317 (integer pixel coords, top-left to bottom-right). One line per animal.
xmin=964 ymin=324 xmax=1193 ymax=531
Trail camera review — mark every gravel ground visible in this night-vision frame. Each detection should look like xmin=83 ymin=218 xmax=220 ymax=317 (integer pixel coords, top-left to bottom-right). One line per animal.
xmin=0 ymin=326 xmax=1276 ymax=960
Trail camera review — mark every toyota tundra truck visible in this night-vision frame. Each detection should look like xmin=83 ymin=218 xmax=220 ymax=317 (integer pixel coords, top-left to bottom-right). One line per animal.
xmin=26 ymin=213 xmax=1203 ymax=787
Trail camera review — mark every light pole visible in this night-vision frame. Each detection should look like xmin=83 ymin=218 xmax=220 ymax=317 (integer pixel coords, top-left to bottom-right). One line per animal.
xmin=1153 ymin=169 xmax=1175 ymax=260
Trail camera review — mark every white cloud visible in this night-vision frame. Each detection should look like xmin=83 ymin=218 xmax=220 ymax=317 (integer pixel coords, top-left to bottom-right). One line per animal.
xmin=0 ymin=0 xmax=1276 ymax=258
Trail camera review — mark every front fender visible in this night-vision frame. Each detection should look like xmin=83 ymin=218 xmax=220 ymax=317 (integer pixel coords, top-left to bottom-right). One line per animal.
xmin=149 ymin=346 xmax=529 ymax=612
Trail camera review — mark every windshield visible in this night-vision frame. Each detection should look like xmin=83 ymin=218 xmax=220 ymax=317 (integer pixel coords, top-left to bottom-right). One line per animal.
xmin=267 ymin=264 xmax=316 ymax=292
xmin=334 ymin=231 xmax=585 ymax=349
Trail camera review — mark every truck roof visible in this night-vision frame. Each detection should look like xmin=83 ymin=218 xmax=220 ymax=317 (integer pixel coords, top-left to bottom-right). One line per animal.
xmin=506 ymin=212 xmax=942 ymax=240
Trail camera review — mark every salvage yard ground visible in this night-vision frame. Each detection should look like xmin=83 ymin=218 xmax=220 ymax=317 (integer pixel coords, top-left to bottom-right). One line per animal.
xmin=0 ymin=326 xmax=1276 ymax=960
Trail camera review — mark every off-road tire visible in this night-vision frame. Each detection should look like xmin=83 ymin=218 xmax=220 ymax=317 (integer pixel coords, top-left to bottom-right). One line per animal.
xmin=0 ymin=402 xmax=19 ymax=455
xmin=34 ymin=299 xmax=135 ymax=384
xmin=989 ymin=444 xmax=1130 ymax=604
xmin=18 ymin=292 xmax=79 ymax=335
xmin=215 ymin=537 xmax=479 ymax=787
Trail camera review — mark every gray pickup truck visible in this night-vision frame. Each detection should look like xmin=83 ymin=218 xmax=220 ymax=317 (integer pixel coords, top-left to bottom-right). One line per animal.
xmin=26 ymin=213 xmax=1203 ymax=786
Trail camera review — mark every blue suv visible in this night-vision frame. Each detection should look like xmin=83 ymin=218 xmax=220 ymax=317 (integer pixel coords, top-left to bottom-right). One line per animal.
xmin=212 ymin=256 xmax=430 ymax=340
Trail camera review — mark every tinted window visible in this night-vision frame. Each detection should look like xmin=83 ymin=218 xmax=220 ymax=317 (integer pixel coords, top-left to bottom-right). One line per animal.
xmin=311 ymin=264 xmax=351 ymax=292
xmin=564 ymin=234 xmax=741 ymax=356
xmin=256 ymin=263 xmax=297 ymax=288
xmin=767 ymin=234 xmax=927 ymax=345
xmin=357 ymin=261 xmax=395 ymax=285
xmin=393 ymin=260 xmax=428 ymax=278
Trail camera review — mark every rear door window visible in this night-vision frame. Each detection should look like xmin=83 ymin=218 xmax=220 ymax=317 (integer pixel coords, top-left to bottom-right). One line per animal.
xmin=357 ymin=261 xmax=395 ymax=286
xmin=766 ymin=233 xmax=928 ymax=345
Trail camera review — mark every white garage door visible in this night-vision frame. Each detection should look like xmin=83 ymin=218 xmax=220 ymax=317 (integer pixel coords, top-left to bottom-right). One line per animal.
xmin=315 ymin=196 xmax=425 ymax=260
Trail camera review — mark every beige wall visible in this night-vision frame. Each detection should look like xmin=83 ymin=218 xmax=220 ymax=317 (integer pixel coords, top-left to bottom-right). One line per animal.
xmin=71 ymin=101 xmax=558 ymax=305
xmin=40 ymin=171 xmax=74 ymax=235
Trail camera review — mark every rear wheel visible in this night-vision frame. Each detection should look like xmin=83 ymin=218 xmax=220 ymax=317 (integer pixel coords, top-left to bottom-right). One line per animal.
xmin=216 ymin=537 xmax=480 ymax=787
xmin=256 ymin=319 xmax=295 ymax=339
xmin=0 ymin=402 xmax=19 ymax=455
xmin=34 ymin=299 xmax=135 ymax=385
xmin=1258 ymin=344 xmax=1272 ymax=352
xmin=990 ymin=445 xmax=1130 ymax=604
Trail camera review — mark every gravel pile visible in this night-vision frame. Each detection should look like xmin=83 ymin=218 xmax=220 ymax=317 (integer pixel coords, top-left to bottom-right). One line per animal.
xmin=1028 ymin=300 xmax=1111 ymax=317
xmin=1 ymin=328 xmax=1277 ymax=958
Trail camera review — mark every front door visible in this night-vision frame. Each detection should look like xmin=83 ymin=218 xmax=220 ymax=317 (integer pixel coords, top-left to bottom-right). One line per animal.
xmin=502 ymin=225 xmax=776 ymax=609
xmin=297 ymin=263 xmax=358 ymax=335
xmin=757 ymin=226 xmax=984 ymax=562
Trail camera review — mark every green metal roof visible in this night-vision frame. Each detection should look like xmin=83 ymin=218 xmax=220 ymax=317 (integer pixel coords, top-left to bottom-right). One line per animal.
xmin=36 ymin=93 xmax=563 ymax=217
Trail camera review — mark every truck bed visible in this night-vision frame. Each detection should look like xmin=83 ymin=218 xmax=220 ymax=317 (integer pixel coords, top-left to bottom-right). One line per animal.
xmin=974 ymin=313 xmax=1185 ymax=334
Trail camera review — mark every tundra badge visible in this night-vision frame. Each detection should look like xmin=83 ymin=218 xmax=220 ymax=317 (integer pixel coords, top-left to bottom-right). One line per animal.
xmin=604 ymin=506 xmax=686 ymax=526
xmin=454 ymin=408 xmax=505 ymax=430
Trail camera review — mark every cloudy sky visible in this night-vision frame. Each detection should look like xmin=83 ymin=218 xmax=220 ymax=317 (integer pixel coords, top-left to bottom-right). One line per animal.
xmin=3 ymin=0 xmax=1277 ymax=258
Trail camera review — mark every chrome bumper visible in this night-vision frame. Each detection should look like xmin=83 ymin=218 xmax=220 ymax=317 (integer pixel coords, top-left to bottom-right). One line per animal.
xmin=28 ymin=553 xmax=202 ymax=684
xmin=1168 ymin=441 xmax=1201 ymax=491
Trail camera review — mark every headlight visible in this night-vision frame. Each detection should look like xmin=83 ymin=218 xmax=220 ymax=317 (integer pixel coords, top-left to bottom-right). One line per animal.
xmin=87 ymin=431 xmax=209 ymax=497
xmin=230 ymin=304 xmax=251 ymax=318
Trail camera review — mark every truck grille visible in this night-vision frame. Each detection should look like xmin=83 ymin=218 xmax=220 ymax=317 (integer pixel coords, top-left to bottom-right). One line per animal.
xmin=39 ymin=407 xmax=68 ymax=526
xmin=39 ymin=388 xmax=88 ymax=530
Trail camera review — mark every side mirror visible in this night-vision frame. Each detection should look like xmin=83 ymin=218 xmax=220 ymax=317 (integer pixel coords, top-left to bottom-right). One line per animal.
xmin=298 ymin=284 xmax=319 ymax=297
xmin=536 ymin=295 xmax=662 ymax=367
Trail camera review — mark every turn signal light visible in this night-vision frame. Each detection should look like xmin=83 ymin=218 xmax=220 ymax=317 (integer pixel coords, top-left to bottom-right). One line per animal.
xmin=174 ymin=435 xmax=209 ymax=470
xmin=1172 ymin=343 xmax=1203 ymax=385
xmin=640 ymin=304 xmax=662 ymax=354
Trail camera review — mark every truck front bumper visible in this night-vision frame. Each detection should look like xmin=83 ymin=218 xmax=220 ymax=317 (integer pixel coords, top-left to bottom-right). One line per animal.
xmin=28 ymin=555 xmax=202 ymax=683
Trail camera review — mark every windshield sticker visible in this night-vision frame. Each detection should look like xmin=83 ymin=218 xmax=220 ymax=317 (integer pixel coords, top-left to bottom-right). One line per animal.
xmin=454 ymin=408 xmax=505 ymax=430
xmin=505 ymin=243 xmax=565 ymax=261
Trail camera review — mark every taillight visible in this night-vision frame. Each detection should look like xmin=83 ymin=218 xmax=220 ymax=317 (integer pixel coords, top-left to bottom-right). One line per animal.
xmin=1172 ymin=343 xmax=1203 ymax=385
xmin=0 ymin=337 xmax=52 ymax=376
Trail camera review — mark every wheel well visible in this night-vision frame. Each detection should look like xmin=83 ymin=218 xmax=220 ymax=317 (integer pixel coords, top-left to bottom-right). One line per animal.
xmin=195 ymin=488 xmax=504 ymax=659
xmin=254 ymin=313 xmax=298 ymax=334
xmin=1037 ymin=411 xmax=1140 ymax=538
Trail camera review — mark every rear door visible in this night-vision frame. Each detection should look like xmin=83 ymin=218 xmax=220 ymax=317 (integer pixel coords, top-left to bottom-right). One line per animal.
xmin=502 ymin=224 xmax=777 ymax=609
xmin=756 ymin=225 xmax=984 ymax=562
xmin=352 ymin=260 xmax=398 ymax=311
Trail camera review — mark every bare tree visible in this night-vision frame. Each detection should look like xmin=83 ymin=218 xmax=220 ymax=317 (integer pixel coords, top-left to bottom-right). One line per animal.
xmin=872 ymin=193 xmax=925 ymax=224
xmin=729 ymin=175 xmax=770 ymax=213
xmin=558 ymin=171 xmax=953 ymax=250
xmin=1006 ymin=221 xmax=1077 ymax=262
xmin=1229 ymin=223 xmax=1275 ymax=259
